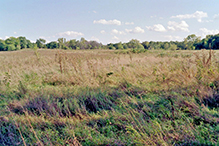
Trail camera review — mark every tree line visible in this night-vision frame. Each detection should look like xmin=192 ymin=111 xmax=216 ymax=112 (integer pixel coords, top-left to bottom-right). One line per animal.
xmin=0 ymin=34 xmax=219 ymax=51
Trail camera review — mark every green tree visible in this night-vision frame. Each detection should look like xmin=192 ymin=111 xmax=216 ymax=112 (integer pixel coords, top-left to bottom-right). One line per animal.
xmin=67 ymin=39 xmax=77 ymax=49
xmin=78 ymin=37 xmax=88 ymax=49
xmin=183 ymin=34 xmax=201 ymax=50
xmin=36 ymin=38 xmax=46 ymax=48
xmin=142 ymin=41 xmax=149 ymax=49
xmin=162 ymin=42 xmax=170 ymax=50
xmin=58 ymin=38 xmax=66 ymax=49
xmin=89 ymin=41 xmax=101 ymax=49
xmin=127 ymin=39 xmax=144 ymax=49
xmin=5 ymin=37 xmax=20 ymax=50
xmin=18 ymin=36 xmax=27 ymax=49
xmin=5 ymin=37 xmax=17 ymax=45
xmin=107 ymin=43 xmax=116 ymax=50
xmin=169 ymin=43 xmax=177 ymax=50
xmin=0 ymin=40 xmax=5 ymax=51
xmin=33 ymin=43 xmax=38 ymax=49
xmin=6 ymin=44 xmax=16 ymax=51
xmin=114 ymin=42 xmax=123 ymax=49
xmin=26 ymin=40 xmax=34 ymax=48
xmin=46 ymin=41 xmax=59 ymax=49
xmin=122 ymin=43 xmax=128 ymax=49
xmin=212 ymin=34 xmax=219 ymax=49
xmin=127 ymin=39 xmax=140 ymax=49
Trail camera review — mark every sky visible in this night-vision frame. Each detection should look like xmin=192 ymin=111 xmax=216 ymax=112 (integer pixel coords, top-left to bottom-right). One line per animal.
xmin=0 ymin=0 xmax=219 ymax=44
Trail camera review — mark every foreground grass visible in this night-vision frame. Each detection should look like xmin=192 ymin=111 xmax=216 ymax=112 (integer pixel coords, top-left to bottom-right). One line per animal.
xmin=0 ymin=49 xmax=219 ymax=145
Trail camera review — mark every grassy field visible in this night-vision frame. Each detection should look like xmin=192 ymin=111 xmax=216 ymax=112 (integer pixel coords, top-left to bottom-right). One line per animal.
xmin=0 ymin=49 xmax=219 ymax=145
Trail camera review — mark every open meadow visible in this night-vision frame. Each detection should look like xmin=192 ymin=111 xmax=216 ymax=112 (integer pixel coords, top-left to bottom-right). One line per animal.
xmin=0 ymin=49 xmax=219 ymax=145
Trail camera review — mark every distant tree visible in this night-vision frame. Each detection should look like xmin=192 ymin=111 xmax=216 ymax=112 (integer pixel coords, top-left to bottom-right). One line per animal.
xmin=175 ymin=41 xmax=186 ymax=50
xmin=142 ymin=41 xmax=149 ymax=49
xmin=89 ymin=41 xmax=101 ymax=49
xmin=203 ymin=38 xmax=209 ymax=49
xmin=26 ymin=40 xmax=34 ymax=48
xmin=202 ymin=34 xmax=219 ymax=49
xmin=5 ymin=37 xmax=20 ymax=50
xmin=18 ymin=36 xmax=27 ymax=49
xmin=147 ymin=41 xmax=162 ymax=50
xmin=5 ymin=37 xmax=17 ymax=45
xmin=33 ymin=43 xmax=38 ymax=49
xmin=162 ymin=42 xmax=170 ymax=50
xmin=114 ymin=42 xmax=123 ymax=49
xmin=0 ymin=40 xmax=5 ymax=51
xmin=127 ymin=39 xmax=140 ymax=49
xmin=2 ymin=32 xmax=219 ymax=51
xmin=63 ymin=46 xmax=70 ymax=50
xmin=58 ymin=38 xmax=66 ymax=49
xmin=183 ymin=34 xmax=201 ymax=50
xmin=78 ymin=37 xmax=88 ymax=49
xmin=194 ymin=34 xmax=219 ymax=50
xmin=169 ymin=44 xmax=177 ymax=50
xmin=36 ymin=38 xmax=46 ymax=48
xmin=212 ymin=34 xmax=219 ymax=49
xmin=6 ymin=44 xmax=16 ymax=51
xmin=107 ymin=43 xmax=116 ymax=50
xmin=122 ymin=43 xmax=128 ymax=49
xmin=67 ymin=39 xmax=77 ymax=49
xmin=127 ymin=39 xmax=144 ymax=49
xmin=46 ymin=41 xmax=59 ymax=49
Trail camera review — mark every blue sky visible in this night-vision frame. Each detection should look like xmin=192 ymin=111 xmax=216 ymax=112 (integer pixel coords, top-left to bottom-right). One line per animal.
xmin=0 ymin=0 xmax=219 ymax=44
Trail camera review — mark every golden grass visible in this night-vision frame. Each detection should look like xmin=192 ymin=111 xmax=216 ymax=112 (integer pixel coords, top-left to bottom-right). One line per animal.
xmin=1 ymin=49 xmax=219 ymax=145
xmin=1 ymin=49 xmax=219 ymax=94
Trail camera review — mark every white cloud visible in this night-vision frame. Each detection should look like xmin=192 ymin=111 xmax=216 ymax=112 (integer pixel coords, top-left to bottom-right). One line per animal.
xmin=14 ymin=32 xmax=17 ymax=34
xmin=100 ymin=30 xmax=106 ymax=34
xmin=93 ymin=10 xmax=97 ymax=14
xmin=125 ymin=27 xmax=145 ymax=34
xmin=112 ymin=29 xmax=119 ymax=34
xmin=125 ymin=22 xmax=134 ymax=25
xmin=199 ymin=28 xmax=219 ymax=37
xmin=30 ymin=40 xmax=35 ymax=43
xmin=164 ymin=35 xmax=183 ymax=41
xmin=167 ymin=26 xmax=175 ymax=31
xmin=146 ymin=24 xmax=166 ymax=32
xmin=93 ymin=19 xmax=121 ymax=25
xmin=90 ymin=36 xmax=99 ymax=42
xmin=57 ymin=31 xmax=84 ymax=37
xmin=213 ymin=14 xmax=219 ymax=20
xmin=112 ymin=36 xmax=119 ymax=40
xmin=167 ymin=21 xmax=189 ymax=32
xmin=111 ymin=29 xmax=125 ymax=35
xmin=150 ymin=15 xmax=157 ymax=18
xmin=171 ymin=11 xmax=208 ymax=22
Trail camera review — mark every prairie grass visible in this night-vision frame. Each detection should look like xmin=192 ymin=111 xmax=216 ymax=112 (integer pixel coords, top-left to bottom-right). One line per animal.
xmin=0 ymin=49 xmax=219 ymax=145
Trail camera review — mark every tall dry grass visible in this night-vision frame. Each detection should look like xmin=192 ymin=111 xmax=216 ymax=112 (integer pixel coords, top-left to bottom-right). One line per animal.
xmin=1 ymin=49 xmax=219 ymax=145
xmin=0 ymin=49 xmax=204 ymax=90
